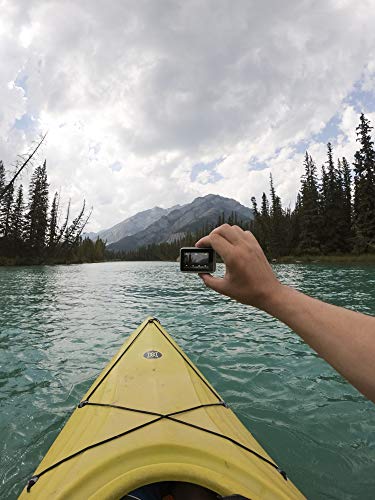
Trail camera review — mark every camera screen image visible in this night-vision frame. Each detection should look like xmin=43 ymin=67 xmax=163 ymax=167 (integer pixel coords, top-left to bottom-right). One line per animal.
xmin=183 ymin=251 xmax=209 ymax=268
xmin=180 ymin=247 xmax=215 ymax=272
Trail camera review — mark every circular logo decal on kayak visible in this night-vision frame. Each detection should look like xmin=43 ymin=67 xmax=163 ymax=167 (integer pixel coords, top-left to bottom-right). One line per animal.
xmin=143 ymin=350 xmax=162 ymax=360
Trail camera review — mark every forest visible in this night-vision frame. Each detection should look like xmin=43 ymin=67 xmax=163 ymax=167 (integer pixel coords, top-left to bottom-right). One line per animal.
xmin=115 ymin=113 xmax=375 ymax=262
xmin=0 ymin=151 xmax=106 ymax=265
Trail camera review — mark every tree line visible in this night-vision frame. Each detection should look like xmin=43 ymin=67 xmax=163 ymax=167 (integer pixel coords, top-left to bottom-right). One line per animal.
xmin=0 ymin=159 xmax=106 ymax=265
xmin=250 ymin=113 xmax=375 ymax=258
xmin=115 ymin=113 xmax=375 ymax=262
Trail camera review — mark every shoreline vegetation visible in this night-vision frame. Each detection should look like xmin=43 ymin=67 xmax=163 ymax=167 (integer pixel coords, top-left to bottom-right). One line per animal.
xmin=2 ymin=253 xmax=375 ymax=267
xmin=0 ymin=113 xmax=374 ymax=267
xmin=0 ymin=136 xmax=107 ymax=266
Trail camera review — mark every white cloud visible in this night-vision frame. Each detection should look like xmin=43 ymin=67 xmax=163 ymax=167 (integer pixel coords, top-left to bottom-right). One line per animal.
xmin=1 ymin=0 xmax=375 ymax=230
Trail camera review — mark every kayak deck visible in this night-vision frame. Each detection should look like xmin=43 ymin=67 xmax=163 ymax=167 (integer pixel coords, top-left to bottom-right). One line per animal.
xmin=20 ymin=317 xmax=304 ymax=499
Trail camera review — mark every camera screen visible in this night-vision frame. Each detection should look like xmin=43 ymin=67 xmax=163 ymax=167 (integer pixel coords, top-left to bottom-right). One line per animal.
xmin=180 ymin=247 xmax=215 ymax=272
xmin=183 ymin=251 xmax=209 ymax=268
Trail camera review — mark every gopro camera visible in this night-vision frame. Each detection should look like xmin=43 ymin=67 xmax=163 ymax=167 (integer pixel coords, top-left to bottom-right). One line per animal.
xmin=180 ymin=247 xmax=216 ymax=273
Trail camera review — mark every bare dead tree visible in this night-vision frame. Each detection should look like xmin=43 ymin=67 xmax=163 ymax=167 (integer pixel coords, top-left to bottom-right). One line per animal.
xmin=54 ymin=199 xmax=71 ymax=247
xmin=74 ymin=206 xmax=93 ymax=242
xmin=62 ymin=200 xmax=89 ymax=247
xmin=0 ymin=132 xmax=47 ymax=202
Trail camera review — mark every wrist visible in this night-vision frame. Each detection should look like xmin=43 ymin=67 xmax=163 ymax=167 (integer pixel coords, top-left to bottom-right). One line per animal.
xmin=259 ymin=283 xmax=292 ymax=315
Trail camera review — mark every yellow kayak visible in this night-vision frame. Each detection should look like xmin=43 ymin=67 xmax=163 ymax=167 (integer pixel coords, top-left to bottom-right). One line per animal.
xmin=20 ymin=317 xmax=305 ymax=499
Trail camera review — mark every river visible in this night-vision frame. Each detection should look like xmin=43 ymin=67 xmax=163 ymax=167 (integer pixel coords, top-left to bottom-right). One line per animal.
xmin=0 ymin=262 xmax=374 ymax=499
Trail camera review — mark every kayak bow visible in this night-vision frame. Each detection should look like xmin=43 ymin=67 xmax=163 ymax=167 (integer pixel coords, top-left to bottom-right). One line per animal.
xmin=20 ymin=317 xmax=304 ymax=499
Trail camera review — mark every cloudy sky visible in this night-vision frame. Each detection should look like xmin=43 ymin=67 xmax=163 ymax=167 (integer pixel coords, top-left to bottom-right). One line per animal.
xmin=1 ymin=0 xmax=375 ymax=231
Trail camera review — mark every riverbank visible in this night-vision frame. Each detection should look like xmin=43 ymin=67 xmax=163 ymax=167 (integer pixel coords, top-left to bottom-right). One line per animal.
xmin=109 ymin=253 xmax=375 ymax=265
xmin=275 ymin=254 xmax=375 ymax=264
xmin=2 ymin=253 xmax=375 ymax=266
xmin=0 ymin=256 xmax=106 ymax=266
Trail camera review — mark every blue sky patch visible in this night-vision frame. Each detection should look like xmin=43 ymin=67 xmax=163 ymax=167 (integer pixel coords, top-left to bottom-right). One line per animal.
xmin=313 ymin=113 xmax=342 ymax=145
xmin=345 ymin=79 xmax=375 ymax=113
xmin=14 ymin=113 xmax=35 ymax=131
xmin=110 ymin=161 xmax=123 ymax=172
xmin=15 ymin=73 xmax=28 ymax=94
xmin=191 ymin=158 xmax=224 ymax=183
xmin=247 ymin=159 xmax=268 ymax=171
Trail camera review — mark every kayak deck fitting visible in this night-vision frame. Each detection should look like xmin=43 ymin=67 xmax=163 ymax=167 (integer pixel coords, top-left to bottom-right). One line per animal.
xmin=20 ymin=317 xmax=305 ymax=499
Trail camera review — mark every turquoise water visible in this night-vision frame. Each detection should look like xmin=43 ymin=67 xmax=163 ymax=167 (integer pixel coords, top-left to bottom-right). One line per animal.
xmin=0 ymin=262 xmax=374 ymax=499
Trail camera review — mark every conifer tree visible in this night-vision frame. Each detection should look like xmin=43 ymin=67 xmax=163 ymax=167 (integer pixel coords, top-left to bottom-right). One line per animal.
xmin=48 ymin=192 xmax=59 ymax=248
xmin=0 ymin=180 xmax=14 ymax=238
xmin=0 ymin=161 xmax=5 ymax=197
xmin=334 ymin=158 xmax=349 ymax=252
xmin=10 ymin=185 xmax=25 ymax=242
xmin=251 ymin=196 xmax=258 ymax=216
xmin=269 ymin=174 xmax=287 ymax=257
xmin=256 ymin=192 xmax=271 ymax=254
xmin=0 ymin=162 xmax=8 ymax=237
xmin=298 ymin=152 xmax=320 ymax=254
xmin=261 ymin=192 xmax=269 ymax=218
xmin=341 ymin=157 xmax=353 ymax=250
xmin=27 ymin=160 xmax=49 ymax=251
xmin=353 ymin=113 xmax=375 ymax=252
xmin=319 ymin=143 xmax=344 ymax=253
xmin=290 ymin=192 xmax=302 ymax=253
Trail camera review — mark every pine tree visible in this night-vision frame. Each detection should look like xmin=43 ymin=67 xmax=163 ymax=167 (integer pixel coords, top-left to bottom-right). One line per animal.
xmin=342 ymin=157 xmax=353 ymax=249
xmin=48 ymin=192 xmax=59 ymax=248
xmin=268 ymin=174 xmax=287 ymax=257
xmin=337 ymin=157 xmax=353 ymax=251
xmin=0 ymin=162 xmax=8 ymax=237
xmin=261 ymin=192 xmax=269 ymax=218
xmin=10 ymin=185 xmax=25 ymax=242
xmin=252 ymin=192 xmax=270 ymax=254
xmin=0 ymin=180 xmax=14 ymax=238
xmin=319 ymin=143 xmax=345 ymax=253
xmin=298 ymin=152 xmax=320 ymax=254
xmin=251 ymin=196 xmax=258 ymax=216
xmin=27 ymin=160 xmax=49 ymax=252
xmin=331 ymin=158 xmax=348 ymax=253
xmin=353 ymin=113 xmax=375 ymax=252
xmin=0 ymin=161 xmax=5 ymax=198
xmin=290 ymin=192 xmax=302 ymax=253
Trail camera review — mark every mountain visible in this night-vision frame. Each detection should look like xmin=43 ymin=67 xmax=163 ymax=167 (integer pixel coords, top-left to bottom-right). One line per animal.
xmin=86 ymin=206 xmax=180 ymax=244
xmin=108 ymin=194 xmax=253 ymax=253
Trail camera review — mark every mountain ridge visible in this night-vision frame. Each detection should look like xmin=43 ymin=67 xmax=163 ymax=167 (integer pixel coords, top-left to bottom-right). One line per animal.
xmin=86 ymin=205 xmax=180 ymax=244
xmin=107 ymin=194 xmax=253 ymax=253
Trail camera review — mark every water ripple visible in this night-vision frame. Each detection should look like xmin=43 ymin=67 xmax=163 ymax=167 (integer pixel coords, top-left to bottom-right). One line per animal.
xmin=0 ymin=262 xmax=374 ymax=499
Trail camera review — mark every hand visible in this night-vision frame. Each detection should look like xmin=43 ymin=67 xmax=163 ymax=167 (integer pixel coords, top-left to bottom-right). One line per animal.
xmin=195 ymin=224 xmax=283 ymax=310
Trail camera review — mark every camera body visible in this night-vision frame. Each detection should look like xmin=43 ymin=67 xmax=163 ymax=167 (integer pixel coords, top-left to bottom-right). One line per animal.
xmin=180 ymin=247 xmax=216 ymax=273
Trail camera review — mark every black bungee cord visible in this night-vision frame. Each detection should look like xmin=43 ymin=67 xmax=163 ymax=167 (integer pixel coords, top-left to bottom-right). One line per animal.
xmin=26 ymin=318 xmax=288 ymax=493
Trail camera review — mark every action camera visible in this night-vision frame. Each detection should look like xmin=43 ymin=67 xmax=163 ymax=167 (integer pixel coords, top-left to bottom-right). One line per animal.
xmin=180 ymin=247 xmax=216 ymax=273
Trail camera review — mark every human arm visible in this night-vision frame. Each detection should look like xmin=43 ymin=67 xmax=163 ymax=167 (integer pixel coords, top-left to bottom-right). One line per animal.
xmin=196 ymin=224 xmax=375 ymax=403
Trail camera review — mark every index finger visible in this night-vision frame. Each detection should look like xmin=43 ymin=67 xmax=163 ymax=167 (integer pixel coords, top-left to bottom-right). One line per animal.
xmin=195 ymin=233 xmax=232 ymax=261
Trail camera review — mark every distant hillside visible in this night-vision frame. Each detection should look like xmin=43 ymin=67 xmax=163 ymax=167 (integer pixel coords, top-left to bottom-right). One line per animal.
xmin=86 ymin=205 xmax=179 ymax=244
xmin=108 ymin=194 xmax=253 ymax=252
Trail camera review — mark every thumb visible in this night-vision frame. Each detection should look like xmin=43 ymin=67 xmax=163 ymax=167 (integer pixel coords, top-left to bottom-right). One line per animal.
xmin=199 ymin=273 xmax=228 ymax=295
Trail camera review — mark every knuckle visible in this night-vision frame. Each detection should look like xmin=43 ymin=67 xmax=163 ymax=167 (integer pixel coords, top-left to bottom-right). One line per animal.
xmin=216 ymin=223 xmax=230 ymax=233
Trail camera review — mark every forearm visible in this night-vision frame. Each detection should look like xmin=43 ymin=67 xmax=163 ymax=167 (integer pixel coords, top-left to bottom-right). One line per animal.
xmin=263 ymin=285 xmax=375 ymax=402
